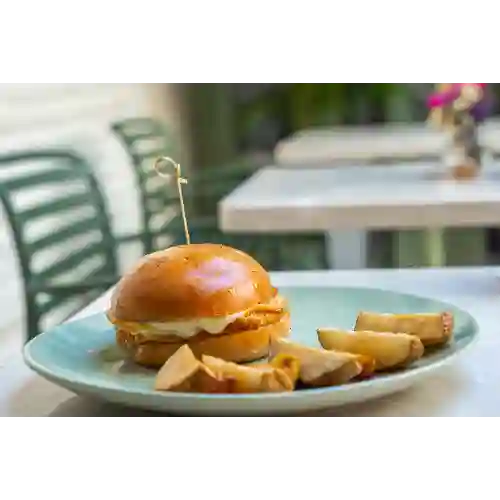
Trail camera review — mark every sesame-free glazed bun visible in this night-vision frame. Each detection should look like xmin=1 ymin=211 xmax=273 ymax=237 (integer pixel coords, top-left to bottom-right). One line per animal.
xmin=110 ymin=243 xmax=275 ymax=322
xmin=108 ymin=244 xmax=290 ymax=367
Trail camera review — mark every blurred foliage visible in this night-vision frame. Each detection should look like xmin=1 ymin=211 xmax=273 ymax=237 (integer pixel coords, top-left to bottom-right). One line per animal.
xmin=235 ymin=83 xmax=432 ymax=154
xmin=186 ymin=84 xmax=238 ymax=167
xmin=286 ymin=83 xmax=407 ymax=127
xmin=187 ymin=83 xmax=500 ymax=165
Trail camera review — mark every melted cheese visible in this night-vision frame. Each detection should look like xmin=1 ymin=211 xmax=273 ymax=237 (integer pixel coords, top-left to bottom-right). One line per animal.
xmin=111 ymin=311 xmax=245 ymax=340
xmin=109 ymin=294 xmax=287 ymax=340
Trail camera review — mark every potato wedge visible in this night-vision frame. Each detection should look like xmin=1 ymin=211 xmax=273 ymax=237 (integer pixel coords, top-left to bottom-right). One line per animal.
xmin=269 ymin=338 xmax=363 ymax=387
xmin=202 ymin=355 xmax=294 ymax=393
xmin=270 ymin=353 xmax=301 ymax=387
xmin=318 ymin=328 xmax=424 ymax=370
xmin=253 ymin=353 xmax=301 ymax=390
xmin=154 ymin=344 xmax=226 ymax=393
xmin=354 ymin=311 xmax=454 ymax=347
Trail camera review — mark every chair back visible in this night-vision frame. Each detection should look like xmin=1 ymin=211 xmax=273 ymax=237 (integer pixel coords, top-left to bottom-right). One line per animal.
xmin=111 ymin=118 xmax=180 ymax=252
xmin=111 ymin=118 xmax=329 ymax=270
xmin=0 ymin=150 xmax=117 ymax=338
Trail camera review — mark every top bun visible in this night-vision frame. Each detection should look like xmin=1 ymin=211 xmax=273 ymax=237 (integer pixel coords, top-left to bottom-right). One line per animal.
xmin=109 ymin=243 xmax=274 ymax=322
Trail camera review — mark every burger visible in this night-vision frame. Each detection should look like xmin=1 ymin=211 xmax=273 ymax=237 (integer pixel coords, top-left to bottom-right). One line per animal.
xmin=107 ymin=243 xmax=291 ymax=368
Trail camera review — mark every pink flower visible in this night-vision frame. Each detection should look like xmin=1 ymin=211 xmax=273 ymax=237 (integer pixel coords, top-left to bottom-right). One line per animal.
xmin=427 ymin=84 xmax=487 ymax=109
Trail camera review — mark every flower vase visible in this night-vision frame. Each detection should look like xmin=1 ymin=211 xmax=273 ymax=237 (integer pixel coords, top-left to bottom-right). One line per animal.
xmin=443 ymin=111 xmax=482 ymax=180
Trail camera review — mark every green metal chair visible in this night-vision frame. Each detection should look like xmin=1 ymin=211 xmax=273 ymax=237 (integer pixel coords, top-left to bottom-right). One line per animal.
xmin=109 ymin=118 xmax=176 ymax=253
xmin=0 ymin=150 xmax=119 ymax=340
xmin=111 ymin=117 xmax=329 ymax=270
xmin=110 ymin=118 xmax=256 ymax=248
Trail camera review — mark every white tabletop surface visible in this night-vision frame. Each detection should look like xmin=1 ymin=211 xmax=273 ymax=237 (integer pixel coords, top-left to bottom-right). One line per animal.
xmin=219 ymin=163 xmax=500 ymax=232
xmin=274 ymin=121 xmax=500 ymax=166
xmin=1 ymin=266 xmax=499 ymax=417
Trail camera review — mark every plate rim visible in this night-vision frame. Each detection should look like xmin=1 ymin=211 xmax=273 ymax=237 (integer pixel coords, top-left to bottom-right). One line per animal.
xmin=23 ymin=286 xmax=480 ymax=402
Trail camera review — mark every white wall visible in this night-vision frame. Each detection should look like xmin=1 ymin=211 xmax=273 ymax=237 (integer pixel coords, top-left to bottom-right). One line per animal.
xmin=0 ymin=83 xmax=187 ymax=337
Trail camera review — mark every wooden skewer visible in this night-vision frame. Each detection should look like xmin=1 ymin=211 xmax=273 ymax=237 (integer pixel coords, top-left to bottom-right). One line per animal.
xmin=154 ymin=156 xmax=190 ymax=245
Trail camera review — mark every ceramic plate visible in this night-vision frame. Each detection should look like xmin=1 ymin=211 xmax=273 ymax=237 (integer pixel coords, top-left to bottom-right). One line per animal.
xmin=24 ymin=287 xmax=478 ymax=416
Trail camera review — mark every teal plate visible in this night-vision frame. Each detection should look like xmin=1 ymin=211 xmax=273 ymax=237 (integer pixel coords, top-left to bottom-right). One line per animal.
xmin=24 ymin=287 xmax=479 ymax=416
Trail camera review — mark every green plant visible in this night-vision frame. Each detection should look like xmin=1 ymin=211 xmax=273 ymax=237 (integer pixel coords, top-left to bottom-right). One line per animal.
xmin=285 ymin=83 xmax=419 ymax=129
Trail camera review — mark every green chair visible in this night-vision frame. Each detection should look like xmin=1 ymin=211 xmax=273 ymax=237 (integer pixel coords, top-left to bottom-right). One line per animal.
xmin=111 ymin=117 xmax=329 ymax=270
xmin=110 ymin=118 xmax=179 ymax=253
xmin=0 ymin=150 xmax=119 ymax=340
xmin=110 ymin=118 xmax=257 ymax=249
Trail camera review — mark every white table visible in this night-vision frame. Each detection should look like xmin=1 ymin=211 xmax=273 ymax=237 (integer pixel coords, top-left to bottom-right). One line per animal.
xmin=274 ymin=121 xmax=500 ymax=167
xmin=219 ymin=163 xmax=500 ymax=269
xmin=1 ymin=267 xmax=499 ymax=416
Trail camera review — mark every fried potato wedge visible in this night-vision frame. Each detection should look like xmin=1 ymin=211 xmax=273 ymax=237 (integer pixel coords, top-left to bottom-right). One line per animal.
xmin=155 ymin=345 xmax=227 ymax=393
xmin=270 ymin=338 xmax=363 ymax=387
xmin=318 ymin=328 xmax=424 ymax=370
xmin=202 ymin=355 xmax=295 ymax=393
xmin=354 ymin=312 xmax=453 ymax=347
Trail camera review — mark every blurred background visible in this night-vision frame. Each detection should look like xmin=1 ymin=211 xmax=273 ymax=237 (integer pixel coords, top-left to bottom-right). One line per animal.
xmin=1 ymin=83 xmax=500 ymax=351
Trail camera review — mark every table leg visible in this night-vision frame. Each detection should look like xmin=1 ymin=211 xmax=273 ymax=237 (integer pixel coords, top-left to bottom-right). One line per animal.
xmin=395 ymin=229 xmax=447 ymax=267
xmin=426 ymin=229 xmax=446 ymax=267
xmin=394 ymin=230 xmax=428 ymax=268
xmin=326 ymin=230 xmax=368 ymax=269
xmin=394 ymin=229 xmax=488 ymax=268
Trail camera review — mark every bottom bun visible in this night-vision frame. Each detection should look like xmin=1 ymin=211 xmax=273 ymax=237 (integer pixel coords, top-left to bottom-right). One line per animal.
xmin=117 ymin=313 xmax=291 ymax=368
